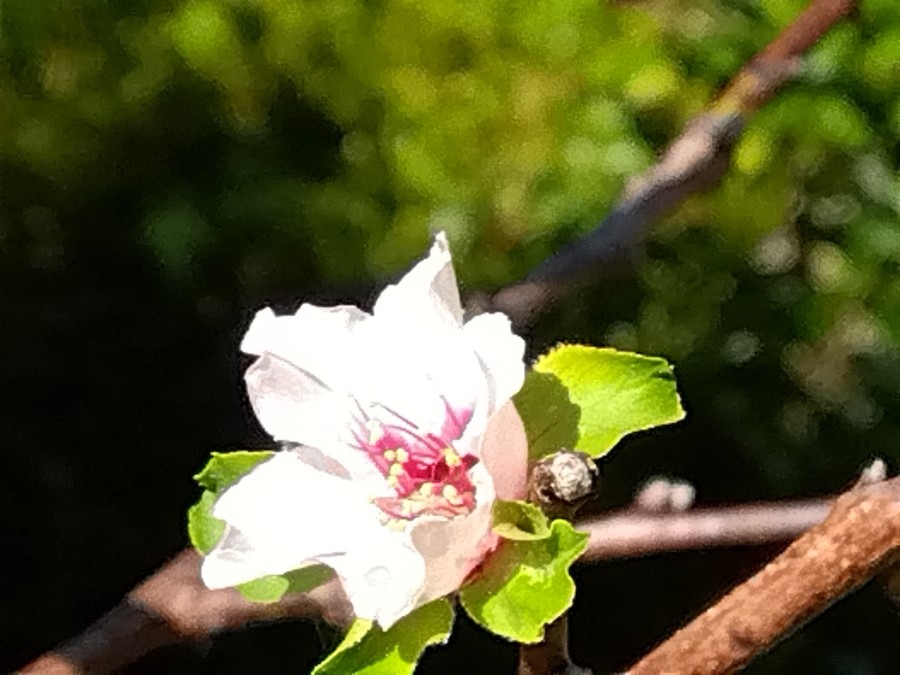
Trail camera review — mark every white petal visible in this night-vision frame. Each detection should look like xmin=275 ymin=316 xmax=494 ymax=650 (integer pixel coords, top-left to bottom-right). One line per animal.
xmin=373 ymin=232 xmax=464 ymax=330
xmin=202 ymin=452 xmax=367 ymax=588
xmin=353 ymin=320 xmax=487 ymax=433
xmin=405 ymin=404 xmax=528 ymax=606
xmin=408 ymin=462 xmax=497 ymax=605
xmin=463 ymin=312 xmax=526 ymax=413
xmin=244 ymin=355 xmax=381 ymax=482
xmin=241 ymin=304 xmax=370 ymax=393
xmin=202 ymin=452 xmax=429 ymax=628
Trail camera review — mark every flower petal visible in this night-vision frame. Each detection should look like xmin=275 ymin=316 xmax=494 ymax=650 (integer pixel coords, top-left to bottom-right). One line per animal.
xmin=202 ymin=452 xmax=365 ymax=588
xmin=408 ymin=462 xmax=497 ymax=605
xmin=244 ymin=354 xmax=381 ymax=483
xmin=202 ymin=451 xmax=429 ymax=628
xmin=241 ymin=304 xmax=370 ymax=393
xmin=479 ymin=401 xmax=529 ymax=501
xmin=405 ymin=405 xmax=527 ymax=607
xmin=373 ymin=232 xmax=464 ymax=330
xmin=463 ymin=312 xmax=526 ymax=413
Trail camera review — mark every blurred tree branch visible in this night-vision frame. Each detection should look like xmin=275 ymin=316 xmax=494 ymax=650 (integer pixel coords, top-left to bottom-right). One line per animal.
xmin=626 ymin=476 xmax=900 ymax=675
xmin=485 ymin=0 xmax=858 ymax=328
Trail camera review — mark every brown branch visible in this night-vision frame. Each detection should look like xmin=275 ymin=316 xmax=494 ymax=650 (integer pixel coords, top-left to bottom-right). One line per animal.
xmin=19 ymin=550 xmax=353 ymax=675
xmin=486 ymin=0 xmax=858 ymax=327
xmin=581 ymin=498 xmax=832 ymax=561
xmin=518 ymin=616 xmax=590 ymax=675
xmin=18 ymin=496 xmax=834 ymax=674
xmin=625 ymin=476 xmax=900 ymax=675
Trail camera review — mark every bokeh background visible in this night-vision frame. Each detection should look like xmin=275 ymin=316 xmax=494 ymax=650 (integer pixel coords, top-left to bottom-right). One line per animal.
xmin=4 ymin=0 xmax=900 ymax=672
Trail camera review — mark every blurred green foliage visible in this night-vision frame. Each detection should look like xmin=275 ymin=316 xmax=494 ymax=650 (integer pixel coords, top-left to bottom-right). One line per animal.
xmin=3 ymin=0 xmax=900 ymax=673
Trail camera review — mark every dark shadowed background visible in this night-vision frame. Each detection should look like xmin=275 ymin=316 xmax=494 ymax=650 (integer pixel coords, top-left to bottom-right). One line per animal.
xmin=3 ymin=0 xmax=900 ymax=672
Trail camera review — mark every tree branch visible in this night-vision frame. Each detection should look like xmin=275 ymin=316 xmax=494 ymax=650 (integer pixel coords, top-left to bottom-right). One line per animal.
xmin=19 ymin=550 xmax=353 ymax=675
xmin=581 ymin=497 xmax=832 ymax=561
xmin=19 ymin=494 xmax=836 ymax=674
xmin=625 ymin=476 xmax=900 ymax=674
xmin=486 ymin=0 xmax=858 ymax=327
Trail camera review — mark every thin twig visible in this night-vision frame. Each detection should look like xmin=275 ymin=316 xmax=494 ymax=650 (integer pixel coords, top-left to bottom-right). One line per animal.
xmin=486 ymin=0 xmax=858 ymax=327
xmin=581 ymin=498 xmax=832 ymax=561
xmin=518 ymin=616 xmax=591 ymax=675
xmin=625 ymin=476 xmax=900 ymax=674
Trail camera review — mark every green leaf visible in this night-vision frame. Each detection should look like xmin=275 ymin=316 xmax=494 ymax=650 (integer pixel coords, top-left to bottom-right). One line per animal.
xmin=514 ymin=345 xmax=685 ymax=460
xmin=187 ymin=490 xmax=224 ymax=554
xmin=492 ymin=500 xmax=551 ymax=541
xmin=237 ymin=574 xmax=291 ymax=603
xmin=193 ymin=450 xmax=274 ymax=491
xmin=284 ymin=565 xmax=335 ymax=594
xmin=459 ymin=520 xmax=588 ymax=643
xmin=237 ymin=565 xmax=335 ymax=603
xmin=313 ymin=598 xmax=454 ymax=675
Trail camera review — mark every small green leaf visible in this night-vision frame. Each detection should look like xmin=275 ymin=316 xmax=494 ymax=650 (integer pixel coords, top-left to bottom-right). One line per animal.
xmin=284 ymin=565 xmax=335 ymax=594
xmin=514 ymin=345 xmax=685 ymax=459
xmin=237 ymin=574 xmax=290 ymax=603
xmin=237 ymin=565 xmax=335 ymax=603
xmin=492 ymin=500 xmax=551 ymax=541
xmin=313 ymin=598 xmax=454 ymax=674
xmin=187 ymin=490 xmax=225 ymax=554
xmin=193 ymin=450 xmax=274 ymax=491
xmin=459 ymin=520 xmax=588 ymax=643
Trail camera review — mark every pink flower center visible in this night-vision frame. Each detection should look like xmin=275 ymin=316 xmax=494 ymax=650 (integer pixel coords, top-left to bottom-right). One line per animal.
xmin=352 ymin=400 xmax=478 ymax=521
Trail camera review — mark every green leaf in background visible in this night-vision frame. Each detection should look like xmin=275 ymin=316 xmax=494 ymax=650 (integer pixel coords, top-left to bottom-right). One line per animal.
xmin=313 ymin=598 xmax=454 ymax=675
xmin=459 ymin=519 xmax=588 ymax=643
xmin=193 ymin=450 xmax=274 ymax=492
xmin=514 ymin=345 xmax=685 ymax=460
xmin=492 ymin=500 xmax=551 ymax=541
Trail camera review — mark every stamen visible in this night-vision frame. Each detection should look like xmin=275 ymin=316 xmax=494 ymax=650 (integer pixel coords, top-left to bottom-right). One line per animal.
xmin=442 ymin=447 xmax=462 ymax=467
xmin=442 ymin=484 xmax=463 ymax=505
xmin=372 ymin=401 xmax=419 ymax=430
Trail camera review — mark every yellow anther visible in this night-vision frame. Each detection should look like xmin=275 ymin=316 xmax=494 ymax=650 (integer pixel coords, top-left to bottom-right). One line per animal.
xmin=389 ymin=463 xmax=405 ymax=477
xmin=383 ymin=449 xmax=396 ymax=462
xmin=442 ymin=484 xmax=462 ymax=505
xmin=418 ymin=482 xmax=435 ymax=497
xmin=385 ymin=518 xmax=407 ymax=532
xmin=395 ymin=448 xmax=409 ymax=463
xmin=442 ymin=447 xmax=461 ymax=467
xmin=387 ymin=475 xmax=399 ymax=487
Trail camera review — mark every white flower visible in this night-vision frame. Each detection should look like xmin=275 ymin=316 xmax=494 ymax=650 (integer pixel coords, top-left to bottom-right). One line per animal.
xmin=201 ymin=233 xmax=528 ymax=628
